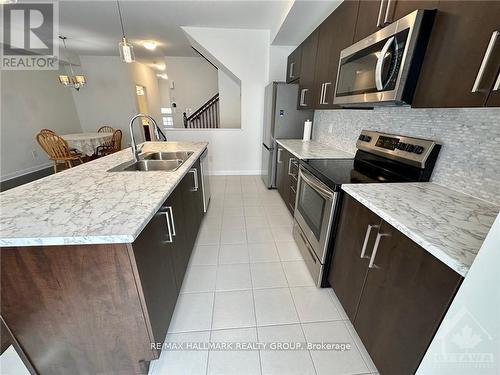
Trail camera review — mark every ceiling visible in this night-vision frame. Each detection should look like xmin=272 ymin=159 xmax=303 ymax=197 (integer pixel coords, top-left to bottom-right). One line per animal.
xmin=58 ymin=0 xmax=294 ymax=62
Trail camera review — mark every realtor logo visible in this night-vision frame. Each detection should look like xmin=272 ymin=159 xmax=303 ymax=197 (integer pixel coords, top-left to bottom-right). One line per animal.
xmin=1 ymin=2 xmax=59 ymax=70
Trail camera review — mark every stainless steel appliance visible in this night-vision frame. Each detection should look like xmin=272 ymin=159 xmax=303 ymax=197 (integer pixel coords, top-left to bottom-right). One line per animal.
xmin=262 ymin=82 xmax=313 ymax=188
xmin=200 ymin=148 xmax=211 ymax=213
xmin=333 ymin=9 xmax=435 ymax=107
xmin=293 ymin=130 xmax=441 ymax=286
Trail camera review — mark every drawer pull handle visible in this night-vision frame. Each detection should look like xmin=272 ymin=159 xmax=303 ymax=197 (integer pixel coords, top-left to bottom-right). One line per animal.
xmin=472 ymin=31 xmax=499 ymax=93
xmin=368 ymin=232 xmax=390 ymax=268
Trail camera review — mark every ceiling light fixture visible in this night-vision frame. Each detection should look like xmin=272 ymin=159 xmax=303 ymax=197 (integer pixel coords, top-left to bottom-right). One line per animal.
xmin=143 ymin=41 xmax=157 ymax=51
xmin=58 ymin=36 xmax=86 ymax=91
xmin=116 ymin=0 xmax=135 ymax=63
xmin=0 ymin=0 xmax=18 ymax=4
xmin=156 ymin=73 xmax=168 ymax=80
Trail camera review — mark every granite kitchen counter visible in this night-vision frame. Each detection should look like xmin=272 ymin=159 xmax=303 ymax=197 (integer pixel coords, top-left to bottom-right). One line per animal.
xmin=342 ymin=183 xmax=499 ymax=277
xmin=0 ymin=141 xmax=208 ymax=247
xmin=276 ymin=139 xmax=353 ymax=160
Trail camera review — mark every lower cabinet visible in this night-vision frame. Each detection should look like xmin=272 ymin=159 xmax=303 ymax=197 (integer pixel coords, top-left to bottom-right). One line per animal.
xmin=328 ymin=194 xmax=463 ymax=374
xmin=276 ymin=146 xmax=299 ymax=215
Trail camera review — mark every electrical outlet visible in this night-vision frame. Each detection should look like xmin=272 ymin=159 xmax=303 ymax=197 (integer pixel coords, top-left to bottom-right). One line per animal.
xmin=31 ymin=150 xmax=38 ymax=160
xmin=328 ymin=124 xmax=333 ymax=134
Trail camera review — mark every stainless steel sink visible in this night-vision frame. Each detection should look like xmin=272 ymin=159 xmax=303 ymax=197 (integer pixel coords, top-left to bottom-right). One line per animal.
xmin=142 ymin=151 xmax=193 ymax=161
xmin=108 ymin=151 xmax=193 ymax=172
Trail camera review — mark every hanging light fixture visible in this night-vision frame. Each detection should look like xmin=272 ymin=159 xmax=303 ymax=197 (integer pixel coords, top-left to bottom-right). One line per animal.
xmin=116 ymin=0 xmax=135 ymax=63
xmin=58 ymin=36 xmax=86 ymax=91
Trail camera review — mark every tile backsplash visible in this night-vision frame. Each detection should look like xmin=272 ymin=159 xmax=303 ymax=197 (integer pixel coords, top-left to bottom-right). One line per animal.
xmin=313 ymin=107 xmax=500 ymax=206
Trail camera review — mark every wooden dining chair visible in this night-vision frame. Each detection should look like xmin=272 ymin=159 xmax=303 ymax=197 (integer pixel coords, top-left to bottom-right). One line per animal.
xmin=97 ymin=129 xmax=122 ymax=156
xmin=36 ymin=131 xmax=84 ymax=173
xmin=98 ymin=125 xmax=114 ymax=133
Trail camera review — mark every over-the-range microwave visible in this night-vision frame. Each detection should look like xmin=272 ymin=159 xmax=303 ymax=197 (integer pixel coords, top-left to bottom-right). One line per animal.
xmin=333 ymin=9 xmax=436 ymax=107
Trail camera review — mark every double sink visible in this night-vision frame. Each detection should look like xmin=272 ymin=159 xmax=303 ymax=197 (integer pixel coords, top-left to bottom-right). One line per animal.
xmin=108 ymin=151 xmax=193 ymax=172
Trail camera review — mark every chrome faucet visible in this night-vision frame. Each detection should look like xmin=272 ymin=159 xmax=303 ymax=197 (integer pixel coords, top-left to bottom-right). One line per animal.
xmin=128 ymin=114 xmax=164 ymax=162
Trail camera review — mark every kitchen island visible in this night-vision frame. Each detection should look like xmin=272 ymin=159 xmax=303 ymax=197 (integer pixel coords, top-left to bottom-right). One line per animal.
xmin=0 ymin=141 xmax=208 ymax=374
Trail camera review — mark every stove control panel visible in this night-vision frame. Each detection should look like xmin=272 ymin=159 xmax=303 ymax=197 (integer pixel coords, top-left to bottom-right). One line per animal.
xmin=356 ymin=130 xmax=440 ymax=168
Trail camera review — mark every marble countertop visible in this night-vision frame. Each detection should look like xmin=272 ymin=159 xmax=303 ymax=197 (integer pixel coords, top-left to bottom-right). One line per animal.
xmin=0 ymin=142 xmax=208 ymax=247
xmin=342 ymin=183 xmax=499 ymax=277
xmin=276 ymin=139 xmax=353 ymax=160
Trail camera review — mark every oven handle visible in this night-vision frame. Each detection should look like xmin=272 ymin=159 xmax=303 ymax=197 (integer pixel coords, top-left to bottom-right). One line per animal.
xmin=299 ymin=168 xmax=334 ymax=200
xmin=375 ymin=36 xmax=395 ymax=91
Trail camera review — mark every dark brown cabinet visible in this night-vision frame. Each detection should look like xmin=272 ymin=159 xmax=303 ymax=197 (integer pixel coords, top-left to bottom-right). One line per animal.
xmin=314 ymin=0 xmax=360 ymax=109
xmin=276 ymin=146 xmax=299 ymax=215
xmin=413 ymin=1 xmax=500 ymax=108
xmin=297 ymin=29 xmax=319 ymax=110
xmin=286 ymin=46 xmax=302 ymax=83
xmin=328 ymin=194 xmax=462 ymax=374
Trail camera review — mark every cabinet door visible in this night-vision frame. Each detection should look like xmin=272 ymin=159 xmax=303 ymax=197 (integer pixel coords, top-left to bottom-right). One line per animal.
xmin=132 ymin=206 xmax=179 ymax=345
xmin=286 ymin=46 xmax=302 ymax=83
xmin=354 ymin=220 xmax=463 ymax=375
xmin=353 ymin=0 xmax=383 ymax=42
xmin=413 ymin=1 xmax=500 ymax=108
xmin=386 ymin=0 xmax=437 ymax=23
xmin=287 ymin=157 xmax=299 ymax=214
xmin=182 ymin=160 xmax=204 ymax=252
xmin=327 ymin=194 xmax=382 ymax=321
xmin=276 ymin=146 xmax=287 ymax=203
xmin=297 ymin=29 xmax=319 ymax=110
xmin=314 ymin=0 xmax=360 ymax=109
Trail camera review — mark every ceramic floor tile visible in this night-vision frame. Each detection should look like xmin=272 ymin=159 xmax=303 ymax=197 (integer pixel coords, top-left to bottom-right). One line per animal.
xmin=248 ymin=243 xmax=280 ymax=263
xmin=190 ymin=245 xmax=220 ymax=266
xmin=168 ymin=292 xmax=214 ymax=333
xmin=266 ymin=214 xmax=294 ymax=228
xmin=246 ymin=227 xmax=274 ymax=244
xmin=181 ymin=266 xmax=217 ymax=293
xmin=151 ymin=331 xmax=210 ymax=375
xmin=290 ymin=286 xmax=341 ymax=323
xmin=223 ymin=205 xmax=245 ymax=215
xmin=208 ymin=327 xmax=260 ymax=375
xmin=282 ymin=261 xmax=316 ymax=287
xmin=302 ymin=321 xmax=369 ymax=375
xmin=212 ymin=290 xmax=256 ymax=330
xmin=220 ymin=228 xmax=247 ymax=245
xmin=270 ymin=225 xmax=294 ymax=242
xmin=275 ymin=241 xmax=303 ymax=261
xmin=219 ymin=244 xmax=249 ymax=264
xmin=253 ymin=288 xmax=299 ymax=326
xmin=328 ymin=288 xmax=349 ymax=321
xmin=216 ymin=264 xmax=252 ymax=291
xmin=250 ymin=262 xmax=288 ymax=289
xmin=258 ymin=324 xmax=316 ymax=375
xmin=245 ymin=216 xmax=269 ymax=229
xmin=244 ymin=206 xmax=266 ymax=218
xmin=197 ymin=228 xmax=221 ymax=246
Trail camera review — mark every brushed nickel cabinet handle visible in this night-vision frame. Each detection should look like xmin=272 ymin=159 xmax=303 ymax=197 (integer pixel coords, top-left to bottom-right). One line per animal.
xmin=360 ymin=224 xmax=380 ymax=258
xmin=383 ymin=0 xmax=395 ymax=25
xmin=189 ymin=168 xmax=199 ymax=191
xmin=493 ymin=71 xmax=500 ymax=91
xmin=167 ymin=206 xmax=176 ymax=236
xmin=290 ymin=62 xmax=295 ymax=78
xmin=300 ymin=88 xmax=309 ymax=106
xmin=319 ymin=83 xmax=325 ymax=104
xmin=277 ymin=148 xmax=283 ymax=163
xmin=288 ymin=157 xmax=296 ymax=176
xmin=376 ymin=0 xmax=386 ymax=27
xmin=322 ymin=82 xmax=332 ymax=104
xmin=162 ymin=209 xmax=173 ymax=243
xmin=368 ymin=232 xmax=390 ymax=268
xmin=472 ymin=31 xmax=499 ymax=93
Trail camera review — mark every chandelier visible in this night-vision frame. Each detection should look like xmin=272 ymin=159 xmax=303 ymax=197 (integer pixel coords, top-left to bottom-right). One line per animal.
xmin=58 ymin=36 xmax=86 ymax=91
xmin=116 ymin=0 xmax=135 ymax=63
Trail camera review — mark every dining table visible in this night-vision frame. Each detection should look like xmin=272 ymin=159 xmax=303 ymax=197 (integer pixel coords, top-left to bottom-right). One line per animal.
xmin=61 ymin=132 xmax=113 ymax=157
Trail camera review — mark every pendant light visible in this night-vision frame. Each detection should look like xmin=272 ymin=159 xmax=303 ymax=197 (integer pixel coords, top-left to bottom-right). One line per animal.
xmin=58 ymin=36 xmax=86 ymax=91
xmin=116 ymin=0 xmax=135 ymax=63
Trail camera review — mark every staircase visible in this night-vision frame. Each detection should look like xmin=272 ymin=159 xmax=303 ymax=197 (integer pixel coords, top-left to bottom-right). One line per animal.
xmin=183 ymin=93 xmax=220 ymax=129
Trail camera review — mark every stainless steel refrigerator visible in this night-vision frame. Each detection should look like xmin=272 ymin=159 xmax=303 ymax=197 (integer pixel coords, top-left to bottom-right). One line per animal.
xmin=261 ymin=82 xmax=313 ymax=188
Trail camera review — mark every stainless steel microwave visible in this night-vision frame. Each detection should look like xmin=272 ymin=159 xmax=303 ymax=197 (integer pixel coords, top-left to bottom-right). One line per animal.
xmin=333 ymin=9 xmax=435 ymax=107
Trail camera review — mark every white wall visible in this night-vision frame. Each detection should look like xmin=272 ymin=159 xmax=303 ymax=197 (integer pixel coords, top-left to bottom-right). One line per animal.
xmin=129 ymin=61 xmax=162 ymax=126
xmin=218 ymin=69 xmax=241 ymax=129
xmin=417 ymin=213 xmax=500 ymax=375
xmin=165 ymin=27 xmax=269 ymax=175
xmin=268 ymin=45 xmax=296 ymax=83
xmin=0 ymin=69 xmax=83 ymax=180
xmin=162 ymin=56 xmax=218 ymax=127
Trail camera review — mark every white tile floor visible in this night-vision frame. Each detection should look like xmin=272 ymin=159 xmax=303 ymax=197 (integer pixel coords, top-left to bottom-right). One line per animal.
xmin=149 ymin=175 xmax=379 ymax=375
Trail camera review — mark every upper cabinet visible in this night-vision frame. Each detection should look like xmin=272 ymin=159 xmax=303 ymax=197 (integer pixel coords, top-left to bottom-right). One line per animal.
xmin=412 ymin=1 xmax=500 ymax=107
xmin=314 ymin=0 xmax=360 ymax=109
xmin=353 ymin=0 xmax=437 ymax=42
xmin=286 ymin=46 xmax=302 ymax=83
xmin=297 ymin=29 xmax=319 ymax=109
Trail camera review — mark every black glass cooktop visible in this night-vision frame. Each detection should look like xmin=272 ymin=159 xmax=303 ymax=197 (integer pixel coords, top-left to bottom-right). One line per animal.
xmin=300 ymin=156 xmax=415 ymax=191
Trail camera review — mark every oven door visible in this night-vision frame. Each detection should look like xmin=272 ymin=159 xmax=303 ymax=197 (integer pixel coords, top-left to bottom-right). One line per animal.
xmin=294 ymin=167 xmax=337 ymax=263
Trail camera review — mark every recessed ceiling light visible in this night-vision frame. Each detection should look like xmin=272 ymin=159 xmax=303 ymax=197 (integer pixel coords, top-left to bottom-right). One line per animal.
xmin=143 ymin=41 xmax=157 ymax=50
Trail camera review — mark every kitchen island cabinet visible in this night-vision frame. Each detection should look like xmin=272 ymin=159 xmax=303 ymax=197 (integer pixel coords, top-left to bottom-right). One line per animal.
xmin=0 ymin=142 xmax=208 ymax=375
